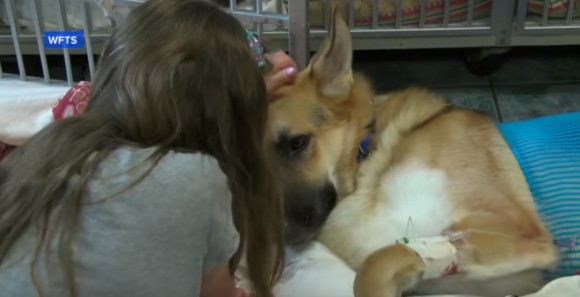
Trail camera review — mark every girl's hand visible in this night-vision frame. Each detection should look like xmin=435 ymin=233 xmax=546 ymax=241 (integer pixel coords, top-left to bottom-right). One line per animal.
xmin=200 ymin=262 xmax=255 ymax=297
xmin=234 ymin=287 xmax=254 ymax=297
xmin=200 ymin=263 xmax=240 ymax=297
xmin=264 ymin=51 xmax=298 ymax=102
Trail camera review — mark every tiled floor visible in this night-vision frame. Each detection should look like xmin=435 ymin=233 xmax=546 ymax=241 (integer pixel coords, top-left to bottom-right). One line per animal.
xmin=352 ymin=46 xmax=580 ymax=123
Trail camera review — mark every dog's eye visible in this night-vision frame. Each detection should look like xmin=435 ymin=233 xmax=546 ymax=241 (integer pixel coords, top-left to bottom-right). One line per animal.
xmin=289 ymin=135 xmax=310 ymax=154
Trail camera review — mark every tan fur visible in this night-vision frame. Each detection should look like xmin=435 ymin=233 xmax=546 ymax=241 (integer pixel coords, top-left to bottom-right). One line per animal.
xmin=267 ymin=6 xmax=559 ymax=297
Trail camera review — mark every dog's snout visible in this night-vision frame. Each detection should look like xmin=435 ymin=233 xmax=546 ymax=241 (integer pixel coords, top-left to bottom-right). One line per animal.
xmin=282 ymin=181 xmax=338 ymax=246
xmin=322 ymin=183 xmax=337 ymax=213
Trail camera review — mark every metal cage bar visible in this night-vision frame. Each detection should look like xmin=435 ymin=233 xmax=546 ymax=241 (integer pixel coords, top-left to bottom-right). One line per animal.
xmin=81 ymin=2 xmax=96 ymax=80
xmin=395 ymin=0 xmax=403 ymax=29
xmin=348 ymin=0 xmax=355 ymax=28
xmin=323 ymin=2 xmax=329 ymax=30
xmin=542 ymin=0 xmax=550 ymax=26
xmin=490 ymin=0 xmax=516 ymax=45
xmin=467 ymin=0 xmax=476 ymax=25
xmin=55 ymin=0 xmax=74 ymax=86
xmin=287 ymin=0 xmax=309 ymax=69
xmin=31 ymin=0 xmax=50 ymax=83
xmin=443 ymin=0 xmax=451 ymax=27
xmin=5 ymin=0 xmax=27 ymax=81
xmin=372 ymin=0 xmax=380 ymax=29
xmin=419 ymin=0 xmax=427 ymax=28
xmin=256 ymin=0 xmax=262 ymax=14
xmin=115 ymin=0 xmax=144 ymax=6
xmin=566 ymin=0 xmax=577 ymax=25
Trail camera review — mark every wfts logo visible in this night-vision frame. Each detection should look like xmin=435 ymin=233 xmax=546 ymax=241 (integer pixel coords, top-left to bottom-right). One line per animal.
xmin=44 ymin=31 xmax=84 ymax=49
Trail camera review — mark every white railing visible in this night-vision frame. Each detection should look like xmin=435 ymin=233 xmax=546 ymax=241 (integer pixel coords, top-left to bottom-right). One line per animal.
xmin=1 ymin=0 xmax=579 ymax=85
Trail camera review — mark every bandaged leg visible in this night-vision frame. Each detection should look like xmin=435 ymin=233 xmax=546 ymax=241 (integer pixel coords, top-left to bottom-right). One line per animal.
xmin=396 ymin=235 xmax=459 ymax=280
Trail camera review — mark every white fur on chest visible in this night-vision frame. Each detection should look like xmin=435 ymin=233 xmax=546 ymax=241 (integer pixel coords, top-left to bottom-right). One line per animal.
xmin=318 ymin=160 xmax=455 ymax=270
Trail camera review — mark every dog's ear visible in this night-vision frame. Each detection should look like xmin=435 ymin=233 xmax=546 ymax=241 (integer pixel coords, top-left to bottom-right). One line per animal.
xmin=308 ymin=5 xmax=353 ymax=98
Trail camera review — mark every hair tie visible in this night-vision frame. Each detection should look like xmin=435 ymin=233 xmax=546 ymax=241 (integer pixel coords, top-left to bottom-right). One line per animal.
xmin=245 ymin=29 xmax=266 ymax=68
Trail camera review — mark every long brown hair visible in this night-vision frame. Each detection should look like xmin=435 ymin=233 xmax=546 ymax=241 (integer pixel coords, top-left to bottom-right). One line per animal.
xmin=0 ymin=1 xmax=284 ymax=296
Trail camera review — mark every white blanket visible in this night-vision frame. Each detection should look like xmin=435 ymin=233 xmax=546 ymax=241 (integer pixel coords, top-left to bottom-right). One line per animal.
xmin=236 ymin=241 xmax=580 ymax=297
xmin=0 ymin=78 xmax=69 ymax=146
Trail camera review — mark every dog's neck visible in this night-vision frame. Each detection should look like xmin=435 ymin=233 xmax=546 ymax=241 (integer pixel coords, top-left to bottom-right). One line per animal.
xmin=334 ymin=119 xmax=375 ymax=199
xmin=330 ymin=94 xmax=376 ymax=199
xmin=357 ymin=133 xmax=373 ymax=162
xmin=332 ymin=75 xmax=376 ymax=199
xmin=356 ymin=118 xmax=376 ymax=163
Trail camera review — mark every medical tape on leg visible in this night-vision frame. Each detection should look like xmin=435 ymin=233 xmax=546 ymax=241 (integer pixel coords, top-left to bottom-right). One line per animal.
xmin=396 ymin=235 xmax=459 ymax=279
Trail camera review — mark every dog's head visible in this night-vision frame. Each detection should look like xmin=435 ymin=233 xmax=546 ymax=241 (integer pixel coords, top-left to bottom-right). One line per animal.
xmin=266 ymin=9 xmax=374 ymax=245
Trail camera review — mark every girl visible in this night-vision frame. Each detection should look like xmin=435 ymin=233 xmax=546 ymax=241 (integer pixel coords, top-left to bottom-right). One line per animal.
xmin=0 ymin=1 xmax=295 ymax=297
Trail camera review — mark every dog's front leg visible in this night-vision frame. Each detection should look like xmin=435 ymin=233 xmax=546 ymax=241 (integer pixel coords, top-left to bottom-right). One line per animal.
xmin=353 ymin=244 xmax=425 ymax=297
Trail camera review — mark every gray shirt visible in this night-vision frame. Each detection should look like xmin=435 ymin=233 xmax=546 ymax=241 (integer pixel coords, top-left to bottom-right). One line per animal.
xmin=0 ymin=147 xmax=240 ymax=297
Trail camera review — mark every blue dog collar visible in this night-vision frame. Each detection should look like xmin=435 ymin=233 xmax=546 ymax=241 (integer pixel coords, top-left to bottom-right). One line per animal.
xmin=357 ymin=133 xmax=373 ymax=163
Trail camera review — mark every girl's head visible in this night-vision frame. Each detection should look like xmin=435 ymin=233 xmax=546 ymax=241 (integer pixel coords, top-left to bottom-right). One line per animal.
xmin=90 ymin=0 xmax=268 ymax=152
xmin=0 ymin=0 xmax=284 ymax=296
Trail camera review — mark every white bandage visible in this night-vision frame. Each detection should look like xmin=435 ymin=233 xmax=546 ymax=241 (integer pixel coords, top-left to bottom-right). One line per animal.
xmin=397 ymin=235 xmax=459 ymax=280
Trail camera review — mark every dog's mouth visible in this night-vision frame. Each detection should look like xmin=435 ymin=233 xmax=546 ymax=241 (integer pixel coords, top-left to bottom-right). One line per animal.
xmin=283 ymin=181 xmax=337 ymax=246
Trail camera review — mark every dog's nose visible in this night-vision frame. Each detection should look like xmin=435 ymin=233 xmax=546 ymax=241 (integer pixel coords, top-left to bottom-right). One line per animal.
xmin=282 ymin=182 xmax=337 ymax=245
xmin=284 ymin=217 xmax=318 ymax=246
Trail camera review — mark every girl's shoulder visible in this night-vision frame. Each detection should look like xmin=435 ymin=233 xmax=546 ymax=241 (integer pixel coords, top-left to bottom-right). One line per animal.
xmin=84 ymin=146 xmax=236 ymax=246
xmin=102 ymin=147 xmax=225 ymax=185
xmin=89 ymin=147 xmax=231 ymax=211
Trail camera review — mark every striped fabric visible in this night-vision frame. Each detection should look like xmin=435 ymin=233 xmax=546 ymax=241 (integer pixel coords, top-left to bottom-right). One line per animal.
xmin=498 ymin=111 xmax=580 ymax=279
xmin=307 ymin=0 xmax=493 ymax=28
xmin=351 ymin=0 xmax=492 ymax=26
xmin=528 ymin=0 xmax=580 ymax=18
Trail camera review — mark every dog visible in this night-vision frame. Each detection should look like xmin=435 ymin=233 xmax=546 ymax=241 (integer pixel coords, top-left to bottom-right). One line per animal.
xmin=266 ymin=7 xmax=580 ymax=297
